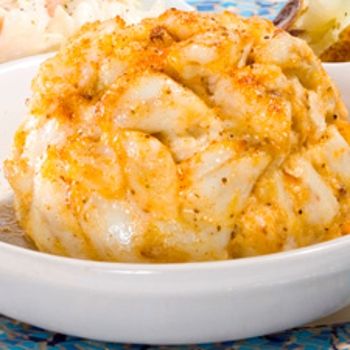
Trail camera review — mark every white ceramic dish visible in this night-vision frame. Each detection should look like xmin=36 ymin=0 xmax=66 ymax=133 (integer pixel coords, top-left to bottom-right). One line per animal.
xmin=1 ymin=56 xmax=350 ymax=345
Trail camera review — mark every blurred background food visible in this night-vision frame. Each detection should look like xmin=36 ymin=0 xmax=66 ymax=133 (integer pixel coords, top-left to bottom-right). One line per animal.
xmin=0 ymin=0 xmax=166 ymax=62
xmin=274 ymin=0 xmax=350 ymax=62
xmin=1 ymin=0 xmax=349 ymax=63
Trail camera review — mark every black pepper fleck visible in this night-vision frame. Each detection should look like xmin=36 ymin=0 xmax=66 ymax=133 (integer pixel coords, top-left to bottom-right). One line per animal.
xmin=339 ymin=187 xmax=347 ymax=196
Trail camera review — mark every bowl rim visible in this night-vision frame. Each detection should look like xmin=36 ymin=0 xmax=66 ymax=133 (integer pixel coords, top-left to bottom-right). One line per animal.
xmin=1 ymin=234 xmax=350 ymax=271
xmin=322 ymin=61 xmax=350 ymax=67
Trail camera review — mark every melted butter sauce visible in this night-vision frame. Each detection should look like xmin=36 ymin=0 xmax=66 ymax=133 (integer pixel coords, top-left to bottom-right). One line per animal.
xmin=0 ymin=195 xmax=36 ymax=250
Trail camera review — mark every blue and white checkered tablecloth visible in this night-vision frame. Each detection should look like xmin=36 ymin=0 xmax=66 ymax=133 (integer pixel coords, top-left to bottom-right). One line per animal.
xmin=2 ymin=1 xmax=350 ymax=349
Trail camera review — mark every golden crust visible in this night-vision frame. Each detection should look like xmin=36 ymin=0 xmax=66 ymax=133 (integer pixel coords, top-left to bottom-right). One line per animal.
xmin=320 ymin=26 xmax=350 ymax=62
xmin=5 ymin=9 xmax=350 ymax=262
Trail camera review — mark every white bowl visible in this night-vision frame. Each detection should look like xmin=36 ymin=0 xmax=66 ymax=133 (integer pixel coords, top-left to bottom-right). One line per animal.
xmin=325 ymin=62 xmax=350 ymax=111
xmin=0 ymin=55 xmax=350 ymax=345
